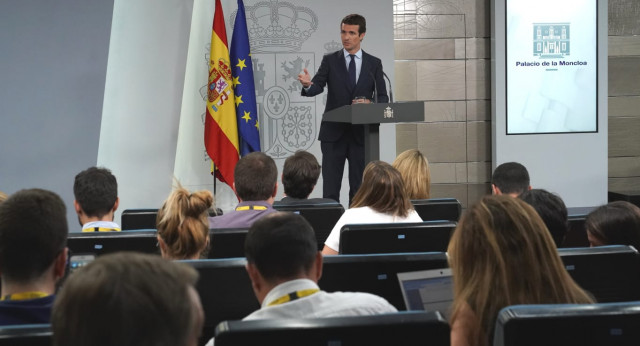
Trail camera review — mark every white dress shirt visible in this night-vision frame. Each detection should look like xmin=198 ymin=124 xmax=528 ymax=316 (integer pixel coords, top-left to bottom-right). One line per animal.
xmin=343 ymin=48 xmax=362 ymax=84
xmin=204 ymin=279 xmax=397 ymax=346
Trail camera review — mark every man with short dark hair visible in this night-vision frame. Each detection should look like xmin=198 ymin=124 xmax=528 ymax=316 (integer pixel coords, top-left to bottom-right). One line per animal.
xmin=73 ymin=166 xmax=120 ymax=232
xmin=244 ymin=212 xmax=395 ymax=318
xmin=0 ymin=188 xmax=68 ymax=325
xmin=204 ymin=212 xmax=396 ymax=345
xmin=491 ymin=162 xmax=531 ymax=197
xmin=209 ymin=152 xmax=278 ymax=228
xmin=298 ymin=14 xmax=388 ymax=205
xmin=52 ymin=252 xmax=204 ymax=346
xmin=520 ymin=189 xmax=568 ymax=247
xmin=275 ymin=150 xmax=337 ymax=206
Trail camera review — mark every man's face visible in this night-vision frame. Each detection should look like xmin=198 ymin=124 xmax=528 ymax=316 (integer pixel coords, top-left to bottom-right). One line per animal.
xmin=341 ymin=23 xmax=365 ymax=53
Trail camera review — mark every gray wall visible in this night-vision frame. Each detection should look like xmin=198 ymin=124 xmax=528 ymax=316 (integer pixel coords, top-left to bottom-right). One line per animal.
xmin=394 ymin=0 xmax=492 ymax=208
xmin=608 ymin=0 xmax=640 ymax=192
xmin=0 ymin=0 xmax=114 ymax=229
xmin=394 ymin=0 xmax=639 ymax=209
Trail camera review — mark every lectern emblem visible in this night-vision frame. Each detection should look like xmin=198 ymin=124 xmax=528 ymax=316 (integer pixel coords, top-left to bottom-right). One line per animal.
xmin=383 ymin=106 xmax=394 ymax=119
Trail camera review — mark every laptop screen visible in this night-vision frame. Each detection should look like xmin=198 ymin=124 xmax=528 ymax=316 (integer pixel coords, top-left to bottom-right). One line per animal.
xmin=397 ymin=268 xmax=453 ymax=319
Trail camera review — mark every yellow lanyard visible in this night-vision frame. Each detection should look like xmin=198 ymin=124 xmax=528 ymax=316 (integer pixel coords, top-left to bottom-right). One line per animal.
xmin=82 ymin=227 xmax=121 ymax=232
xmin=267 ymin=288 xmax=320 ymax=307
xmin=1 ymin=291 xmax=49 ymax=301
xmin=236 ymin=205 xmax=267 ymax=211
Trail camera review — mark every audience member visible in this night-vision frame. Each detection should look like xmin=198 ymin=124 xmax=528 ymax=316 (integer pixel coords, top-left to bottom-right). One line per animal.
xmin=73 ymin=166 xmax=120 ymax=232
xmin=448 ymin=195 xmax=593 ymax=346
xmin=52 ymin=252 xmax=204 ymax=346
xmin=157 ymin=184 xmax=213 ymax=260
xmin=392 ymin=149 xmax=431 ymax=200
xmin=274 ymin=150 xmax=336 ymax=206
xmin=209 ymin=151 xmax=278 ymax=228
xmin=520 ymin=189 xmax=568 ymax=247
xmin=0 ymin=188 xmax=68 ymax=325
xmin=322 ymin=161 xmax=422 ymax=255
xmin=209 ymin=152 xmax=278 ymax=228
xmin=585 ymin=201 xmax=640 ymax=249
xmin=204 ymin=212 xmax=396 ymax=345
xmin=491 ymin=162 xmax=531 ymax=197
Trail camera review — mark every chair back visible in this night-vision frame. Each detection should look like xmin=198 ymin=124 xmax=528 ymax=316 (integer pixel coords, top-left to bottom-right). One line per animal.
xmin=411 ymin=198 xmax=462 ymax=222
xmin=0 ymin=324 xmax=51 ymax=346
xmin=558 ymin=245 xmax=640 ymax=302
xmin=215 ymin=311 xmax=450 ymax=346
xmin=273 ymin=202 xmax=345 ymax=250
xmin=339 ymin=221 xmax=456 ymax=254
xmin=121 ymin=208 xmax=158 ymax=230
xmin=67 ymin=230 xmax=158 ymax=257
xmin=494 ymin=302 xmax=640 ymax=346
xmin=182 ymin=258 xmax=257 ymax=344
xmin=208 ymin=228 xmax=248 ymax=259
xmin=320 ymin=252 xmax=449 ymax=310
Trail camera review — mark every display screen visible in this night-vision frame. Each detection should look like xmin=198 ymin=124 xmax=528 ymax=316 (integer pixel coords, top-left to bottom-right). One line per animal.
xmin=506 ymin=0 xmax=597 ymax=134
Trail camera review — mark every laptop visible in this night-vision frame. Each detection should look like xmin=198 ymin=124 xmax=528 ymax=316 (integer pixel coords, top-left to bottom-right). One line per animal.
xmin=397 ymin=268 xmax=454 ymax=319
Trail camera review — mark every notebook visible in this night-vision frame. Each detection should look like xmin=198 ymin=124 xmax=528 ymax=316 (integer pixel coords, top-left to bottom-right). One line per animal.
xmin=397 ymin=268 xmax=453 ymax=319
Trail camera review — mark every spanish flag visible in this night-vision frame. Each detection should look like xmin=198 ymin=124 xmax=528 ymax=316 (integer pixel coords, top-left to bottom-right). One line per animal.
xmin=205 ymin=0 xmax=239 ymax=186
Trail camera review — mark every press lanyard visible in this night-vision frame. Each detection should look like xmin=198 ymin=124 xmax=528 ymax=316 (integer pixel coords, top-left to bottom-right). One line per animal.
xmin=236 ymin=205 xmax=267 ymax=211
xmin=267 ymin=288 xmax=320 ymax=307
xmin=1 ymin=291 xmax=49 ymax=301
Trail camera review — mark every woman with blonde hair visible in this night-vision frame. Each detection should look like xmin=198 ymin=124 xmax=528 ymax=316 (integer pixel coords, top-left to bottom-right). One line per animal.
xmin=156 ymin=184 xmax=213 ymax=260
xmin=392 ymin=149 xmax=431 ymax=200
xmin=322 ymin=161 xmax=422 ymax=255
xmin=448 ymin=195 xmax=593 ymax=346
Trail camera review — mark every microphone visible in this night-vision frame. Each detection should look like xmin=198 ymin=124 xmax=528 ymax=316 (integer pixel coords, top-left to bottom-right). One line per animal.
xmin=382 ymin=71 xmax=394 ymax=103
xmin=368 ymin=71 xmax=378 ymax=104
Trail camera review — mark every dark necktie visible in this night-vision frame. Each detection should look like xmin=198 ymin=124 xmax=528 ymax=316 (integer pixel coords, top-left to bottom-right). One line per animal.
xmin=348 ymin=54 xmax=356 ymax=88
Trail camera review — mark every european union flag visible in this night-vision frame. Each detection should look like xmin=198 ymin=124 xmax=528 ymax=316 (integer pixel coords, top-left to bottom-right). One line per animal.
xmin=230 ymin=0 xmax=260 ymax=157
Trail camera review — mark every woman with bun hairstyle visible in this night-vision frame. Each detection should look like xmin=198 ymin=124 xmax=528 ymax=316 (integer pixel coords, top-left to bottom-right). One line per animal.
xmin=448 ymin=195 xmax=593 ymax=346
xmin=156 ymin=184 xmax=213 ymax=260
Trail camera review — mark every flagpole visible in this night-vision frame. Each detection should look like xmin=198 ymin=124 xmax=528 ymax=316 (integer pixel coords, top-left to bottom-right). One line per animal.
xmin=212 ymin=163 xmax=217 ymax=195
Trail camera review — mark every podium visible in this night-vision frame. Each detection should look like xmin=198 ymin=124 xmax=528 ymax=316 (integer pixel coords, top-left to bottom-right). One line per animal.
xmin=322 ymin=102 xmax=424 ymax=163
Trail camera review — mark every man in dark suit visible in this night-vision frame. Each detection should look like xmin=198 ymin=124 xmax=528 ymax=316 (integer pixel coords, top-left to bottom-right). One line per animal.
xmin=298 ymin=14 xmax=388 ymax=204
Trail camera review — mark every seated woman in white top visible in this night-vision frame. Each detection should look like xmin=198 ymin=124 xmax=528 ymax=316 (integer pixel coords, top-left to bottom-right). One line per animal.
xmin=322 ymin=161 xmax=423 ymax=255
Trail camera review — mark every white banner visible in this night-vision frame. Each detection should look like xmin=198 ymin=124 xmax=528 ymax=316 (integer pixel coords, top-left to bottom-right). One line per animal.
xmin=98 ymin=0 xmax=194 ymax=222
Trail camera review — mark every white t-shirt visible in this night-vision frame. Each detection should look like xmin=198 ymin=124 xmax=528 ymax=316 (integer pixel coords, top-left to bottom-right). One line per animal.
xmin=324 ymin=206 xmax=423 ymax=252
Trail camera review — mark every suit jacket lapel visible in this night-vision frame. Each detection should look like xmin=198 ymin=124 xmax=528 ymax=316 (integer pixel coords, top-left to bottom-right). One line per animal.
xmin=334 ymin=50 xmax=351 ymax=91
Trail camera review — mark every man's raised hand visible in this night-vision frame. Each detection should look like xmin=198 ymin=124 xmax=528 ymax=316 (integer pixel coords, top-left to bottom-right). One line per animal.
xmin=297 ymin=68 xmax=313 ymax=88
